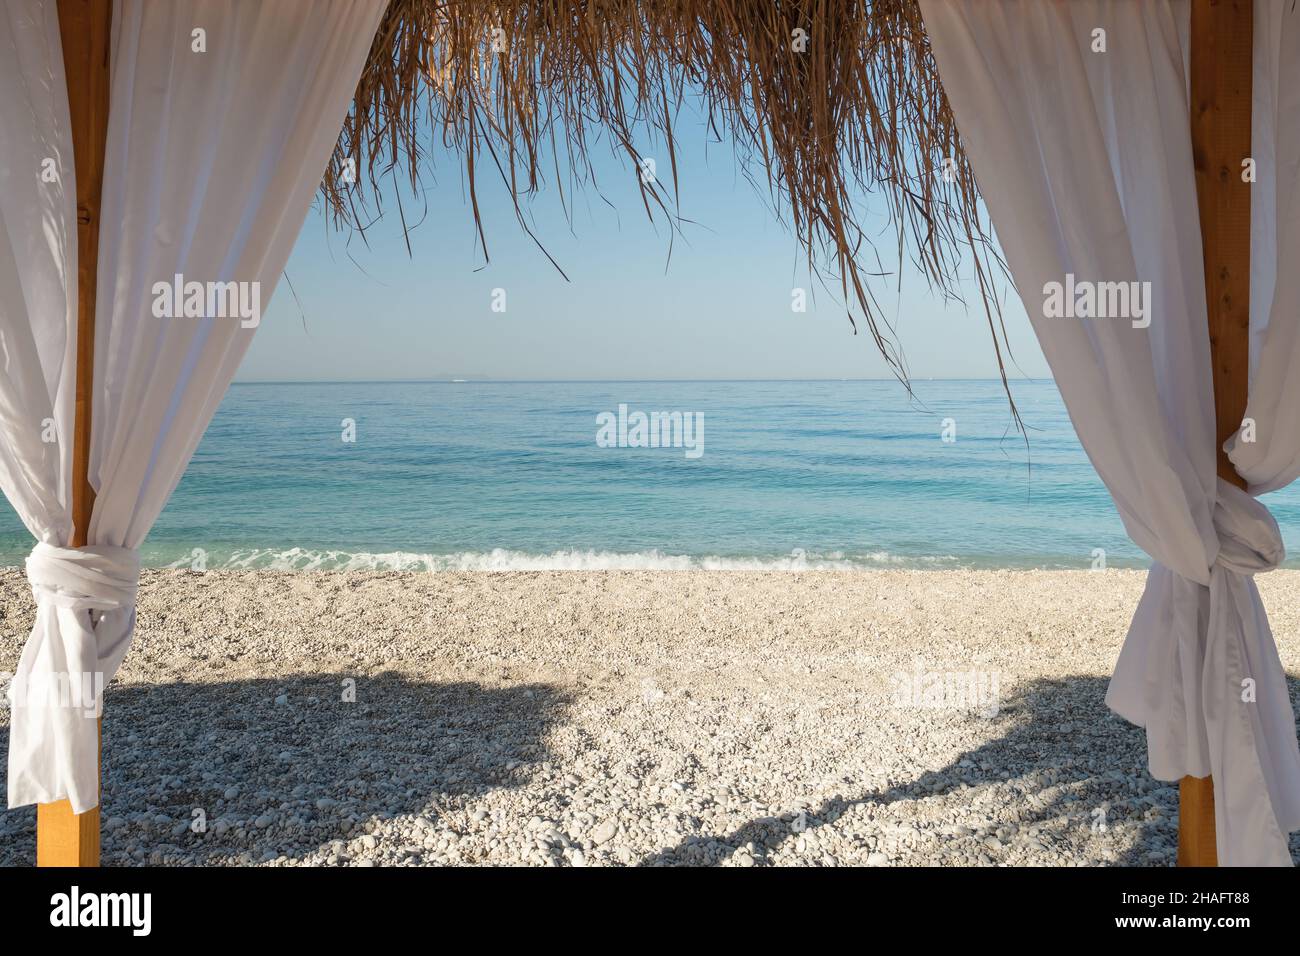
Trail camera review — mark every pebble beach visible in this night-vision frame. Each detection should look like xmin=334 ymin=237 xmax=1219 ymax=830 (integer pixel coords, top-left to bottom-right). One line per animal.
xmin=3 ymin=568 xmax=1299 ymax=867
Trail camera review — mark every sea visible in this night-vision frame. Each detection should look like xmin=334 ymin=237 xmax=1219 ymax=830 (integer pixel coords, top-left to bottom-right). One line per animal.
xmin=4 ymin=378 xmax=1300 ymax=571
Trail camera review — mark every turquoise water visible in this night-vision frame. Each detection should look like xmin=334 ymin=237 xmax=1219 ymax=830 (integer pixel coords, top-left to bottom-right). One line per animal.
xmin=4 ymin=379 xmax=1300 ymax=570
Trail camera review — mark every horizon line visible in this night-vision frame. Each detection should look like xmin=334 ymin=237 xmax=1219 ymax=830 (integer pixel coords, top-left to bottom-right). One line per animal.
xmin=230 ymin=376 xmax=1053 ymax=386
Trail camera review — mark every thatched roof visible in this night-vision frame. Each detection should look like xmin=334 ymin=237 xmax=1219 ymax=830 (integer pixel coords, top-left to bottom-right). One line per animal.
xmin=322 ymin=0 xmax=1012 ymax=404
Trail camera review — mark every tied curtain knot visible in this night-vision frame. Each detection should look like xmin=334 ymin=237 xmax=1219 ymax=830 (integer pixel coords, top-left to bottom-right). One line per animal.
xmin=21 ymin=541 xmax=141 ymax=707
xmin=6 ymin=543 xmax=140 ymax=813
xmin=1211 ymin=479 xmax=1284 ymax=576
xmin=1107 ymin=478 xmax=1300 ymax=865
xmin=26 ymin=541 xmax=141 ymax=615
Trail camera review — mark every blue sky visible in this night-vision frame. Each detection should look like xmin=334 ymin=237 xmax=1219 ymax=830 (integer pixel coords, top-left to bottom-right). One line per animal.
xmin=240 ymin=122 xmax=1049 ymax=383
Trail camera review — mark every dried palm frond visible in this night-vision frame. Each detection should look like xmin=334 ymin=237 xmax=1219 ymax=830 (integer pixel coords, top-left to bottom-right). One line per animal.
xmin=321 ymin=0 xmax=1017 ymax=418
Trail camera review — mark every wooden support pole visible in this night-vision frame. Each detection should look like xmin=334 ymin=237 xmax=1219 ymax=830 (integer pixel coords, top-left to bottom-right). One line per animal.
xmin=37 ymin=0 xmax=112 ymax=869
xmin=1185 ymin=0 xmax=1253 ymax=868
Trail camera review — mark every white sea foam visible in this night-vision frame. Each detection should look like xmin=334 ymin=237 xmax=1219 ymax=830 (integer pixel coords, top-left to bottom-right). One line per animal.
xmin=167 ymin=547 xmax=961 ymax=572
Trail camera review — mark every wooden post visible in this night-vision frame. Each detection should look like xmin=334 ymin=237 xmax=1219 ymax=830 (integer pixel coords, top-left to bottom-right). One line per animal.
xmin=37 ymin=0 xmax=112 ymax=868
xmin=1185 ymin=0 xmax=1253 ymax=868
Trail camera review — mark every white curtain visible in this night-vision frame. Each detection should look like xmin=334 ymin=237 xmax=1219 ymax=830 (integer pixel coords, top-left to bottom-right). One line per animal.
xmin=3 ymin=0 xmax=385 ymax=813
xmin=920 ymin=0 xmax=1300 ymax=865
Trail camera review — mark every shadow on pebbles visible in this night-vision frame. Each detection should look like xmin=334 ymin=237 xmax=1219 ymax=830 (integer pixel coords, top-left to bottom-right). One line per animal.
xmin=2 ymin=568 xmax=1299 ymax=866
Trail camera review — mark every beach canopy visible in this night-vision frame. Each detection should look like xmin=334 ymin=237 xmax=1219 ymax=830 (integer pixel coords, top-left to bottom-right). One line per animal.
xmin=1 ymin=0 xmax=387 ymax=816
xmin=920 ymin=0 xmax=1300 ymax=865
xmin=0 ymin=0 xmax=1297 ymax=868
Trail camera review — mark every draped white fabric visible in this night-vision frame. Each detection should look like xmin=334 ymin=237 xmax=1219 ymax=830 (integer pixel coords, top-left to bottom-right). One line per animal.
xmin=920 ymin=0 xmax=1300 ymax=865
xmin=0 ymin=0 xmax=76 ymax=548
xmin=3 ymin=0 xmax=385 ymax=813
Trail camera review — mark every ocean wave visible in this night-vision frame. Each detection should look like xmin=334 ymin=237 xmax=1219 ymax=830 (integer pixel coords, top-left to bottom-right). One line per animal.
xmin=163 ymin=547 xmax=962 ymax=572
